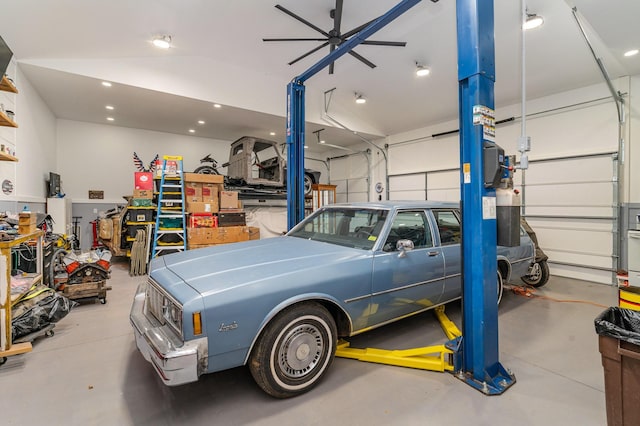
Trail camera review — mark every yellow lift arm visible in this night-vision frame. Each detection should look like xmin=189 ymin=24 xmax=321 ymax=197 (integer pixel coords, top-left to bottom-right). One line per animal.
xmin=335 ymin=305 xmax=462 ymax=373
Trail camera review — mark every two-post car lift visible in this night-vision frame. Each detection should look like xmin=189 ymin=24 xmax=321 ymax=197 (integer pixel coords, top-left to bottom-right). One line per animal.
xmin=285 ymin=0 xmax=514 ymax=395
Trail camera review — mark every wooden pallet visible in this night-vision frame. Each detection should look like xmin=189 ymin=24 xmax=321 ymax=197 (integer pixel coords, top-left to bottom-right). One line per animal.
xmin=62 ymin=280 xmax=112 ymax=304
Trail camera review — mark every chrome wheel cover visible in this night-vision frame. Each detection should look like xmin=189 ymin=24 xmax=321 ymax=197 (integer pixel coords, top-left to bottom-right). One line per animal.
xmin=277 ymin=324 xmax=323 ymax=379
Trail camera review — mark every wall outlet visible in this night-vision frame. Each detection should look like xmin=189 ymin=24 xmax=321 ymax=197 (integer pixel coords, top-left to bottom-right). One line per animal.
xmin=93 ymin=208 xmax=98 ymax=214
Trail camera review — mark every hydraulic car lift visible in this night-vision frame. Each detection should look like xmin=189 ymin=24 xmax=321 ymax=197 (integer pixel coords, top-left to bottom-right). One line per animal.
xmin=286 ymin=0 xmax=513 ymax=395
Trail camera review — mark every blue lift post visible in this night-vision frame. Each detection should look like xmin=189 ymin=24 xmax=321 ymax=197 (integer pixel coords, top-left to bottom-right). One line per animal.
xmin=456 ymin=0 xmax=515 ymax=394
xmin=286 ymin=0 xmax=422 ymax=229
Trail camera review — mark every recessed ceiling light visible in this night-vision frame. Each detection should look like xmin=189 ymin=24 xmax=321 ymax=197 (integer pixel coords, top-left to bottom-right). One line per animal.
xmin=189 ymin=129 xmax=195 ymax=133
xmin=523 ymin=13 xmax=544 ymax=30
xmin=270 ymin=132 xmax=276 ymax=136
xmin=304 ymin=145 xmax=308 ymax=149
xmin=415 ymin=63 xmax=430 ymax=77
xmin=152 ymin=35 xmax=172 ymax=49
xmin=106 ymin=117 xmax=114 ymax=121
xmin=197 ymin=120 xmax=205 ymax=125
xmin=101 ymin=81 xmax=112 ymax=87
xmin=320 ymin=140 xmax=326 ymax=144
xmin=624 ymin=49 xmax=639 ymax=57
xmin=355 ymin=93 xmax=366 ymax=104
xmin=213 ymin=104 xmax=221 ymax=108
xmin=105 ymin=105 xmax=114 ymax=110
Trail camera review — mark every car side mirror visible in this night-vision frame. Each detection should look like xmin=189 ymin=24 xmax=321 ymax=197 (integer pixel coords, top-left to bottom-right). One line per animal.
xmin=396 ymin=239 xmax=414 ymax=258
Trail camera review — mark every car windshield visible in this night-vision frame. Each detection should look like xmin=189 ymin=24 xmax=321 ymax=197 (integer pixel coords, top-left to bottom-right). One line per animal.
xmin=288 ymin=207 xmax=388 ymax=250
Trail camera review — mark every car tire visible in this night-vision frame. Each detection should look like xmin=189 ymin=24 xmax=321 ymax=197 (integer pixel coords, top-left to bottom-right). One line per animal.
xmin=193 ymin=165 xmax=219 ymax=174
xmin=521 ymin=260 xmax=550 ymax=288
xmin=249 ymin=302 xmax=337 ymax=398
xmin=497 ymin=270 xmax=504 ymax=305
xmin=304 ymin=173 xmax=314 ymax=196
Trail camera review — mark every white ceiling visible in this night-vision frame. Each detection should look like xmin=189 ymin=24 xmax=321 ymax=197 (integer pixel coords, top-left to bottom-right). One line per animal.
xmin=0 ymin=0 xmax=639 ymax=153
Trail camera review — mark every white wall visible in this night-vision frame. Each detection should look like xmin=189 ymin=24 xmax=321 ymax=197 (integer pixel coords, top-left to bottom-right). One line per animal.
xmin=56 ymin=120 xmax=232 ymax=202
xmin=0 ymin=62 xmax=57 ymax=206
xmin=630 ymin=75 xmax=640 ymax=203
xmin=16 ymin=64 xmax=57 ymax=201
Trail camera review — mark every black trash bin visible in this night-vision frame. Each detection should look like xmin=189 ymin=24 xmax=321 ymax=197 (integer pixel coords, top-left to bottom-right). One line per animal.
xmin=594 ymin=307 xmax=640 ymax=426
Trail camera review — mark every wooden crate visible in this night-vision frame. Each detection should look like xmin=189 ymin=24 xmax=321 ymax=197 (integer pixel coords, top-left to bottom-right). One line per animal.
xmin=62 ymin=280 xmax=112 ymax=304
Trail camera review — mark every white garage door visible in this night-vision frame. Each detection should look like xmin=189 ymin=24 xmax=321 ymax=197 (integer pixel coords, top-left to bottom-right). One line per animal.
xmin=388 ymin=153 xmax=618 ymax=284
xmin=329 ymin=154 xmax=370 ymax=203
xmin=518 ymin=153 xmax=618 ymax=284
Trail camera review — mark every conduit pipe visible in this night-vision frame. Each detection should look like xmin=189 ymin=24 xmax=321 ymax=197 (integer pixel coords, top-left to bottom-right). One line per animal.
xmin=322 ymin=88 xmax=390 ymax=200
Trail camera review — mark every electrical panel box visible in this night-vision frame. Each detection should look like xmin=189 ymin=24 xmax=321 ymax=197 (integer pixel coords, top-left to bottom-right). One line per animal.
xmin=483 ymin=142 xmax=504 ymax=188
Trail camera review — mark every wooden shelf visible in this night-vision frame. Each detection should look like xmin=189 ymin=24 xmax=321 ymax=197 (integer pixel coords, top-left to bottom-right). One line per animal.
xmin=0 ymin=151 xmax=18 ymax=162
xmin=0 ymin=75 xmax=18 ymax=93
xmin=0 ymin=109 xmax=17 ymax=128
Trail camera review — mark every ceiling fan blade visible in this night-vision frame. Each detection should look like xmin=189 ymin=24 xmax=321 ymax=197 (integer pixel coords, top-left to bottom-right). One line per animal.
xmin=348 ymin=50 xmax=376 ymax=69
xmin=333 ymin=0 xmax=343 ymax=33
xmin=329 ymin=45 xmax=336 ymax=74
xmin=275 ymin=5 xmax=330 ymax=37
xmin=263 ymin=38 xmax=328 ymax=42
xmin=342 ymin=18 xmax=377 ymax=39
xmin=361 ymin=40 xmax=407 ymax=47
xmin=288 ymin=42 xmax=330 ymax=66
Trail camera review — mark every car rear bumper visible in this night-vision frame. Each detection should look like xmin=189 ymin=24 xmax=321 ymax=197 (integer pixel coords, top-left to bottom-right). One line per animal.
xmin=130 ymin=282 xmax=207 ymax=386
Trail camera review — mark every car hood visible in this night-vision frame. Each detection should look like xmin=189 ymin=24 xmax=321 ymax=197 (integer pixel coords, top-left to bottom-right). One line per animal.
xmin=154 ymin=236 xmax=365 ymax=297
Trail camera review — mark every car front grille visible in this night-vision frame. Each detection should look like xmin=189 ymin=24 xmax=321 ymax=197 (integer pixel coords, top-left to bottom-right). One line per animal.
xmin=146 ymin=278 xmax=183 ymax=338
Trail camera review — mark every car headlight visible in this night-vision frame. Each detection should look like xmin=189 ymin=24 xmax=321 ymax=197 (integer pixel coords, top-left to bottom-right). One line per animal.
xmin=162 ymin=299 xmax=183 ymax=335
xmin=146 ymin=279 xmax=184 ymax=338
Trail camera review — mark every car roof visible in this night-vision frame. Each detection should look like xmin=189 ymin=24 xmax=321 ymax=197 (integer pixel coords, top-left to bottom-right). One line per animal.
xmin=326 ymin=200 xmax=459 ymax=210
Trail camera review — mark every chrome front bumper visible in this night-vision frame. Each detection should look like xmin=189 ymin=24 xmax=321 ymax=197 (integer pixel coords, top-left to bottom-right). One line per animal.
xmin=130 ymin=282 xmax=208 ymax=386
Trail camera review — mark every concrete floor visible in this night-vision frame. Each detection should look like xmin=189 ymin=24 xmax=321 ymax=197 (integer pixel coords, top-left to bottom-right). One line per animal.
xmin=0 ymin=258 xmax=616 ymax=425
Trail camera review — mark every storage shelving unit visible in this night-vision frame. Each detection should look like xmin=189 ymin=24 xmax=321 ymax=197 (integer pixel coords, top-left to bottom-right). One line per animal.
xmin=0 ymin=230 xmax=44 ymax=360
xmin=307 ymin=184 xmax=337 ymax=215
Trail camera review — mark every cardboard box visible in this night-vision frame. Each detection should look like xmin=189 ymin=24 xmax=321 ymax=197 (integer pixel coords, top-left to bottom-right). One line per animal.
xmin=19 ymin=212 xmax=36 ymax=226
xmin=185 ymin=182 xmax=202 ymax=203
xmin=248 ymin=226 xmax=260 ymax=240
xmin=220 ymin=191 xmax=239 ymax=209
xmin=155 ymin=159 xmax=178 ymax=177
xmin=184 ymin=173 xmax=224 ymax=184
xmin=18 ymin=224 xmax=37 ymax=235
xmin=187 ymin=226 xmax=249 ymax=245
xmin=186 ymin=200 xmax=219 ymax=214
xmin=201 ymin=183 xmax=220 ymax=202
xmin=134 ymin=172 xmax=153 ymax=190
xmin=133 ymin=189 xmax=153 ymax=199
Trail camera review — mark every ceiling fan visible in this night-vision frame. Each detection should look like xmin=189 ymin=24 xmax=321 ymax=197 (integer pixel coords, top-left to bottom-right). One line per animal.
xmin=263 ymin=0 xmax=407 ymax=74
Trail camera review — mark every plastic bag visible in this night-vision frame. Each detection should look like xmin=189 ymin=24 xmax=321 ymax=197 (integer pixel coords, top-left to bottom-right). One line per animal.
xmin=11 ymin=287 xmax=76 ymax=339
xmin=594 ymin=307 xmax=640 ymax=346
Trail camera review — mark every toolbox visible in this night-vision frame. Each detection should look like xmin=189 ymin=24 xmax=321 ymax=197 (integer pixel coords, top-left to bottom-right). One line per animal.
xmin=217 ymin=211 xmax=246 ymax=227
xmin=127 ymin=207 xmax=154 ymax=223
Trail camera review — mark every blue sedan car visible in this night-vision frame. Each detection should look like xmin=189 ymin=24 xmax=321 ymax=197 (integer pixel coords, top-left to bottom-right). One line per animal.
xmin=130 ymin=201 xmax=535 ymax=398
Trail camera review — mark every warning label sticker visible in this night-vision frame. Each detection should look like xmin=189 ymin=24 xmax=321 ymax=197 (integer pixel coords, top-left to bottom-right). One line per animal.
xmin=473 ymin=105 xmax=495 ymax=142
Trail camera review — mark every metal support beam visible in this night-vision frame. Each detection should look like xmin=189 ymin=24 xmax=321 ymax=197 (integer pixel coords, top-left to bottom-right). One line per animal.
xmin=286 ymin=0 xmax=422 ymax=228
xmin=455 ymin=0 xmax=514 ymax=394
xmin=286 ymin=81 xmax=306 ymax=230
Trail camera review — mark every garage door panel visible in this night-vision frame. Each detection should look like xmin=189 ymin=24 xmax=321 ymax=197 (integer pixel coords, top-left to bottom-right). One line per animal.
xmin=390 ymin=190 xmax=425 ymax=200
xmin=427 ymin=170 xmax=458 ymax=189
xmin=348 ymin=179 xmax=368 ymax=193
xmin=526 ymin=156 xmax=613 ymax=184
xmin=333 ymin=180 xmax=347 ymax=193
xmin=525 ymin=206 xmax=614 ymax=217
xmin=526 ymin=217 xmax=613 ymax=233
xmin=550 ymin=264 xmax=612 ymax=284
xmin=544 ymin=249 xmax=611 ymax=270
xmin=524 ymin=182 xmax=612 ymax=207
xmin=534 ymin=227 xmax=612 ymax=257
xmin=427 ymin=189 xmax=459 ymax=202
xmin=389 ymin=174 xmax=425 ymax=191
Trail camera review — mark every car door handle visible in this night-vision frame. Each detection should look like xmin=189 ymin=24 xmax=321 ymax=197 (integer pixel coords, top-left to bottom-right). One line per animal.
xmin=428 ymin=251 xmax=439 ymax=257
